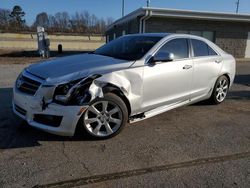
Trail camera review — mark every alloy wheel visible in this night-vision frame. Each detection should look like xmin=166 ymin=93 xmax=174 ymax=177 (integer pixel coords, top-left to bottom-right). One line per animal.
xmin=83 ymin=100 xmax=123 ymax=137
xmin=215 ymin=79 xmax=228 ymax=102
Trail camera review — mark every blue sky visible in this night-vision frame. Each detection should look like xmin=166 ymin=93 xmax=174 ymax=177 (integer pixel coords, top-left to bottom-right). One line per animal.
xmin=1 ymin=0 xmax=250 ymax=25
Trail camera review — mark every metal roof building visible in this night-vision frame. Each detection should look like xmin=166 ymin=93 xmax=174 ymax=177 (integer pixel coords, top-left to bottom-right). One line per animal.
xmin=106 ymin=7 xmax=250 ymax=58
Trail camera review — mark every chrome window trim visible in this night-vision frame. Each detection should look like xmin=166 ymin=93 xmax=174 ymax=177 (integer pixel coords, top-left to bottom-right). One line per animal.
xmin=190 ymin=38 xmax=221 ymax=58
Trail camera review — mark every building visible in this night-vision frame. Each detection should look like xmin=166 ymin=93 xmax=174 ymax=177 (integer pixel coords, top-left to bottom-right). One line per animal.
xmin=106 ymin=7 xmax=250 ymax=58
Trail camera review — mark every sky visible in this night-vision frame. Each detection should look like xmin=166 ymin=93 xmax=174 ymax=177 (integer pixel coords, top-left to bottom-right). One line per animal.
xmin=1 ymin=0 xmax=250 ymax=25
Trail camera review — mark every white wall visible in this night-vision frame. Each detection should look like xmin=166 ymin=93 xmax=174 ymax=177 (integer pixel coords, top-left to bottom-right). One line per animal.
xmin=245 ymin=32 xmax=250 ymax=58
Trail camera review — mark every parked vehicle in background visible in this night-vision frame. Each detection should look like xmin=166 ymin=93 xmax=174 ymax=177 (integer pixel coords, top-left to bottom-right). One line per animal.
xmin=13 ymin=33 xmax=236 ymax=138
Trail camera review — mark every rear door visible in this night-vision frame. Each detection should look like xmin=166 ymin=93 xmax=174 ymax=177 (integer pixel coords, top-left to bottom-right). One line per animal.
xmin=190 ymin=39 xmax=223 ymax=99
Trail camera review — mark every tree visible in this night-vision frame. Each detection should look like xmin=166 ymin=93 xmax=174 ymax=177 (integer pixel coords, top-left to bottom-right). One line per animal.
xmin=9 ymin=5 xmax=25 ymax=29
xmin=54 ymin=11 xmax=70 ymax=32
xmin=1 ymin=7 xmax=113 ymax=33
xmin=106 ymin=17 xmax=114 ymax=26
xmin=32 ymin=10 xmax=113 ymax=34
xmin=33 ymin=12 xmax=49 ymax=28
xmin=48 ymin=15 xmax=56 ymax=32
xmin=0 ymin=8 xmax=12 ymax=30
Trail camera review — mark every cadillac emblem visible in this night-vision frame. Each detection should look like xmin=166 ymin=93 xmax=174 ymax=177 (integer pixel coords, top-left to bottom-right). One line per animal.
xmin=16 ymin=78 xmax=23 ymax=88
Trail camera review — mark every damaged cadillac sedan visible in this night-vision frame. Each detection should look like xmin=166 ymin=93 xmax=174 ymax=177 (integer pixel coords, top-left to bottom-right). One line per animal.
xmin=13 ymin=33 xmax=236 ymax=138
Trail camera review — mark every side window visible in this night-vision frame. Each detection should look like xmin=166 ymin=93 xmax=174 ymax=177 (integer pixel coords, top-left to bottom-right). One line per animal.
xmin=191 ymin=39 xmax=208 ymax=57
xmin=158 ymin=38 xmax=189 ymax=59
xmin=192 ymin=39 xmax=218 ymax=57
xmin=208 ymin=45 xmax=218 ymax=56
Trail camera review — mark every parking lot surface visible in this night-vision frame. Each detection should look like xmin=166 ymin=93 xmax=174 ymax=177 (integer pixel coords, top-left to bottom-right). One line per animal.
xmin=0 ymin=58 xmax=249 ymax=188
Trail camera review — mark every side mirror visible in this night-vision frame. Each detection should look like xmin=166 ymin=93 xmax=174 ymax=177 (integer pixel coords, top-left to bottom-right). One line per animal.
xmin=151 ymin=52 xmax=174 ymax=63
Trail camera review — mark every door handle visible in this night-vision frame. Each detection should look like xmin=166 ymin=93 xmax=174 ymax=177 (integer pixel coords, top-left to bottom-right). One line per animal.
xmin=215 ymin=59 xmax=222 ymax=63
xmin=183 ymin=65 xmax=192 ymax=70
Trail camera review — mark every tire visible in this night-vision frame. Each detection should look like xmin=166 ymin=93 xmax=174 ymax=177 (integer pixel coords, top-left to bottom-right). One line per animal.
xmin=81 ymin=93 xmax=128 ymax=139
xmin=209 ymin=75 xmax=229 ymax=104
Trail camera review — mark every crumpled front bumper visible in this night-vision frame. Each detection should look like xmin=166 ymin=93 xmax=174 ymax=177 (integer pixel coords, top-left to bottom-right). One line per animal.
xmin=12 ymin=87 xmax=88 ymax=136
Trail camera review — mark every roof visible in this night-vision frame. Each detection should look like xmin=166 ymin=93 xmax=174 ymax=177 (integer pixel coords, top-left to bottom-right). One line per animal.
xmin=126 ymin=33 xmax=170 ymax=37
xmin=107 ymin=7 xmax=250 ymax=31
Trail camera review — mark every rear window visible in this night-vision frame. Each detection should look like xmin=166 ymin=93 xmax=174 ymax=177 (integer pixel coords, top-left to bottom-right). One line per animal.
xmin=191 ymin=39 xmax=218 ymax=57
xmin=208 ymin=45 xmax=217 ymax=56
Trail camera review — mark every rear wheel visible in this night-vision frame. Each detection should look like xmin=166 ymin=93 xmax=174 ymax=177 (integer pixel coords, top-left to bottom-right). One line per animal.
xmin=209 ymin=75 xmax=229 ymax=104
xmin=82 ymin=93 xmax=128 ymax=139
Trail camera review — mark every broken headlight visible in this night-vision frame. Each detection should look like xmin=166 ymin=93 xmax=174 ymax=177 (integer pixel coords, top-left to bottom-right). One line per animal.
xmin=55 ymin=82 xmax=77 ymax=96
xmin=53 ymin=75 xmax=100 ymax=105
xmin=54 ymin=78 xmax=84 ymax=104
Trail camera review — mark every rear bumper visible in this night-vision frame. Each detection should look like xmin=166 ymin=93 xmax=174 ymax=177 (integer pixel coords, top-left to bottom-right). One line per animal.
xmin=12 ymin=87 xmax=88 ymax=136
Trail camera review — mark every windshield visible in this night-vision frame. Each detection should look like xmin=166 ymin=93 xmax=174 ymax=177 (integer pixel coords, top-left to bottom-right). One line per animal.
xmin=94 ymin=35 xmax=163 ymax=60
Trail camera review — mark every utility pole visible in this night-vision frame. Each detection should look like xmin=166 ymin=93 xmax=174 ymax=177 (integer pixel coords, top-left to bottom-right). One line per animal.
xmin=147 ymin=0 xmax=151 ymax=7
xmin=236 ymin=0 xmax=240 ymax=13
xmin=122 ymin=0 xmax=125 ymax=17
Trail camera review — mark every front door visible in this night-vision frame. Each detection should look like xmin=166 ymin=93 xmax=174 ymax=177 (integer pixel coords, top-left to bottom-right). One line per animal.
xmin=142 ymin=38 xmax=193 ymax=111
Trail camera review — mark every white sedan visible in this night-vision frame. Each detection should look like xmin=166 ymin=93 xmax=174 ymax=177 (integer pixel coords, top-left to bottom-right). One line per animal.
xmin=13 ymin=33 xmax=236 ymax=138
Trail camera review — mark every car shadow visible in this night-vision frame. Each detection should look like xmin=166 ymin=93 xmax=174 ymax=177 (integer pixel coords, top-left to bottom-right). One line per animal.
xmin=227 ymin=74 xmax=250 ymax=100
xmin=234 ymin=74 xmax=250 ymax=86
xmin=0 ymin=87 xmax=97 ymax=150
xmin=227 ymin=91 xmax=250 ymax=100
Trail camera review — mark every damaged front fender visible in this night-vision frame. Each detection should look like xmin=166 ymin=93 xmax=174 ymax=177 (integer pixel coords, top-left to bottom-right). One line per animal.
xmin=88 ymin=68 xmax=144 ymax=114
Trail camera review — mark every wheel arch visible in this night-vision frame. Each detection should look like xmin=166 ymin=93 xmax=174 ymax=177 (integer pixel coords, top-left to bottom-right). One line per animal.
xmin=218 ymin=73 xmax=231 ymax=85
xmin=102 ymin=83 xmax=131 ymax=117
xmin=222 ymin=73 xmax=231 ymax=85
xmin=212 ymin=73 xmax=231 ymax=92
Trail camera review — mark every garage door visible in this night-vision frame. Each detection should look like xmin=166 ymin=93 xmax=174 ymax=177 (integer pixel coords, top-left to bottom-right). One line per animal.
xmin=245 ymin=32 xmax=250 ymax=58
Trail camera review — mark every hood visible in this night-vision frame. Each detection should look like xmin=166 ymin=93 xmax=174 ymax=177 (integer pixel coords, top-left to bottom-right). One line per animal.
xmin=27 ymin=53 xmax=134 ymax=82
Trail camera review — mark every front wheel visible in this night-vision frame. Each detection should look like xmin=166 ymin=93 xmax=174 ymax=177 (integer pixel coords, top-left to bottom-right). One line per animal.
xmin=82 ymin=93 xmax=128 ymax=139
xmin=209 ymin=75 xmax=229 ymax=104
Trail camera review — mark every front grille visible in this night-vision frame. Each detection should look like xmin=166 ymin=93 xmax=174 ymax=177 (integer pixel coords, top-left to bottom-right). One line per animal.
xmin=16 ymin=74 xmax=41 ymax=95
xmin=33 ymin=114 xmax=63 ymax=127
xmin=14 ymin=104 xmax=27 ymax=116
